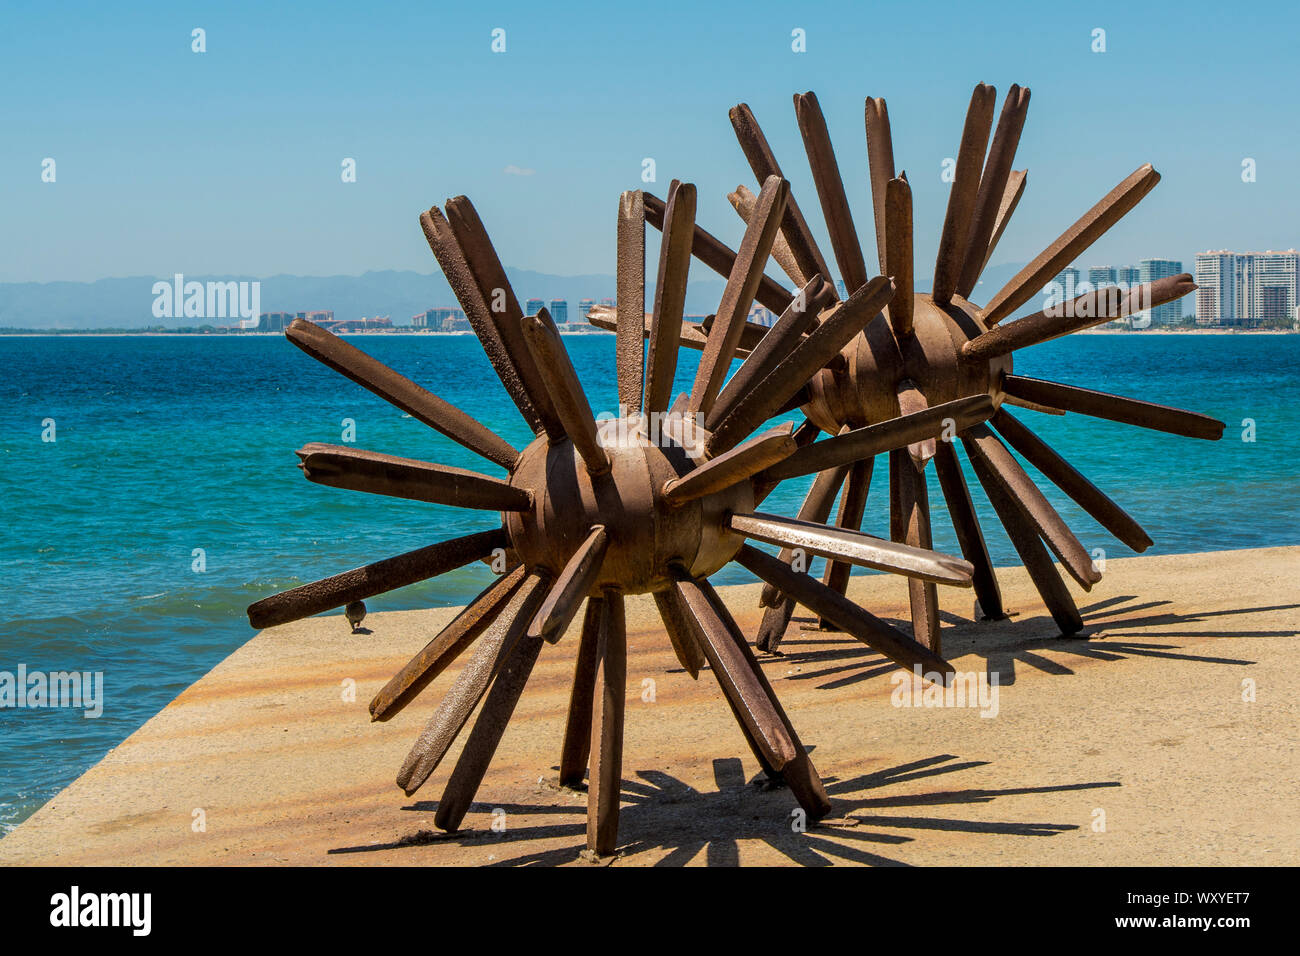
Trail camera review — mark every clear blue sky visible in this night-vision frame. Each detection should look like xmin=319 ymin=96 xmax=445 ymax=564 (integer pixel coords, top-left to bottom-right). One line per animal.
xmin=3 ymin=0 xmax=1297 ymax=286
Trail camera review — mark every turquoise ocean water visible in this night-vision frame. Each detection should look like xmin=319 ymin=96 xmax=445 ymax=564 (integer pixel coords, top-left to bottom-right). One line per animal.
xmin=1 ymin=331 xmax=1296 ymax=833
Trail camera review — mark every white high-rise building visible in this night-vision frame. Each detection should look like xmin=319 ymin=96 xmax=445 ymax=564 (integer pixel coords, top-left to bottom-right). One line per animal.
xmin=1135 ymin=258 xmax=1184 ymax=327
xmin=1194 ymin=250 xmax=1300 ymax=327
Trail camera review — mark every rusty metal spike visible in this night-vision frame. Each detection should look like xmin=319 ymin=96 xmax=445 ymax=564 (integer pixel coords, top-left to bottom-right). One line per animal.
xmin=956 ymin=85 xmax=1031 ymax=298
xmin=962 ymin=441 xmax=1083 ymax=635
xmin=369 ymin=564 xmax=526 ymax=721
xmin=895 ymin=378 xmax=934 ymax=466
xmin=434 ymin=623 xmax=546 ymax=832
xmin=963 ymin=274 xmax=1196 ymax=362
xmin=286 ymin=318 xmax=519 ymax=471
xmin=961 ymin=424 xmax=1100 ymax=590
xmin=558 ymin=596 xmax=603 ymax=787
xmin=690 ymin=175 xmax=790 ymax=417
xmin=529 ymin=526 xmax=609 ymax=643
xmin=397 ymin=571 xmax=550 ymax=796
xmin=664 ymin=423 xmax=796 ymax=506
xmin=729 ymin=508 xmax=972 ymax=586
xmin=818 ymin=458 xmax=873 ymax=628
xmin=978 ymin=169 xmax=1027 ymax=280
xmin=932 ymin=441 xmax=1004 ymax=621
xmin=890 ymin=450 xmax=942 ymax=653
xmin=991 ymin=409 xmax=1153 ymax=552
xmin=295 ymin=443 xmax=532 ymax=511
xmin=616 ymin=190 xmax=647 ymax=412
xmin=652 ymin=588 xmax=706 ymax=678
xmin=760 ymin=394 xmax=993 ymax=482
xmin=520 ymin=308 xmax=610 ymax=475
xmin=1001 ymin=375 xmax=1225 ymax=440
xmin=795 ymin=90 xmax=869 ymax=294
xmin=983 ymin=164 xmax=1161 ymax=323
xmin=884 ymin=176 xmax=915 ymax=335
xmin=933 ymin=83 xmax=996 ymax=305
xmin=708 ymin=274 xmax=823 ymax=431
xmin=735 ymin=545 xmax=955 ymax=678
xmin=729 ymin=102 xmax=837 ymax=296
xmin=420 ymin=206 xmax=542 ymax=431
xmin=587 ymin=589 xmax=626 ymax=856
xmin=443 ymin=197 xmax=567 ymax=438
xmin=247 ymin=526 xmax=508 ymax=631
xmin=644 ymin=181 xmax=696 ymax=413
xmin=644 ymin=191 xmax=796 ymax=315
xmin=864 ymin=96 xmax=896 ymax=274
xmin=729 ymin=183 xmax=806 ymax=288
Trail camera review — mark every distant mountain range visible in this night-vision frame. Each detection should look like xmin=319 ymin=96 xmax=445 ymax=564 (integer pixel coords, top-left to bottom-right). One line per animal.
xmin=0 ymin=262 xmax=1029 ymax=330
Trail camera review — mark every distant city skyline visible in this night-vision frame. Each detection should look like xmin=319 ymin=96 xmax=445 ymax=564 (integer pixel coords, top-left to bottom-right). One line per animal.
xmin=5 ymin=0 xmax=1298 ymax=290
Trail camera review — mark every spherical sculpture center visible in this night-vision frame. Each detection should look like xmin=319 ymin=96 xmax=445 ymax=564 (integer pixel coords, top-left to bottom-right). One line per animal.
xmin=505 ymin=412 xmax=752 ymax=594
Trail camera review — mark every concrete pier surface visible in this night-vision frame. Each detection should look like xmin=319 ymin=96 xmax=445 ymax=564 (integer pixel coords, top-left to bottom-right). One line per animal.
xmin=2 ymin=547 xmax=1296 ymax=866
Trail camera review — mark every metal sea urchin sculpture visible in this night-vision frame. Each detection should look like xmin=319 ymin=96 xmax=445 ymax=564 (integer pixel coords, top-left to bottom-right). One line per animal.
xmin=246 ymin=188 xmax=976 ymax=854
xmin=606 ymin=84 xmax=1226 ymax=655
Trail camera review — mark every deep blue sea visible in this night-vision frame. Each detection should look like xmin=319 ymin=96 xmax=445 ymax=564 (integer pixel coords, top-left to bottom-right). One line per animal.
xmin=1 ymin=331 xmax=1297 ymax=833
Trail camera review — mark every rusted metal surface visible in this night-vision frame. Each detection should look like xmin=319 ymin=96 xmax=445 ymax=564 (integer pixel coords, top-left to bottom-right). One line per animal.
xmin=962 ymin=424 xmax=1100 ymax=590
xmin=615 ymin=190 xmax=647 ymax=412
xmin=962 ymin=274 xmax=1196 ymax=362
xmin=976 ymin=168 xmax=1027 ymax=279
xmin=758 ymin=453 xmax=849 ymax=607
xmin=529 ymin=526 xmax=608 ymax=643
xmin=729 ymin=103 xmax=836 ymax=294
xmin=1002 ymin=375 xmax=1225 ymax=440
xmin=884 ymin=176 xmax=915 ymax=335
xmin=587 ymin=590 xmax=626 ymax=855
xmin=520 ymin=308 xmax=610 ymax=475
xmin=644 ymin=181 xmax=696 ymax=414
xmin=735 ymin=545 xmax=955 ymax=677
xmin=708 ymin=275 xmax=823 ymax=430
xmin=651 ymin=588 xmax=706 ymax=678
xmin=420 ymin=206 xmax=542 ymax=432
xmin=795 ymin=91 xmax=869 ymax=295
xmin=761 ymin=395 xmax=992 ymax=481
xmin=295 ymin=443 xmax=531 ymax=510
xmin=690 ymin=175 xmax=789 ymax=418
xmin=863 ymin=96 xmax=895 ymax=275
xmin=649 ymin=82 xmax=1224 ymax=650
xmin=285 ymin=318 xmax=518 ymax=470
xmin=991 ymin=409 xmax=1153 ymax=552
xmin=932 ymin=441 xmax=1004 ymax=620
xmin=982 ymin=165 xmax=1161 ymax=323
xmin=434 ymin=625 xmax=547 ymax=832
xmin=644 ymin=190 xmax=795 ymax=315
xmin=728 ymin=183 xmax=804 ymax=288
xmin=708 ymin=275 xmax=895 ymax=454
xmin=895 ymin=378 xmax=935 ymax=466
xmin=443 ymin=198 xmax=568 ymax=438
xmin=248 ymin=526 xmax=508 ymax=630
xmin=369 ymin=563 xmax=526 ymax=721
xmin=956 ymin=85 xmax=1031 ymax=299
xmin=891 ymin=449 xmax=941 ymax=652
xmin=670 ymin=571 xmax=799 ymax=771
xmin=963 ymin=440 xmax=1083 ymax=635
xmin=396 ymin=571 xmax=550 ymax=795
xmin=730 ymin=505 xmax=973 ymax=587
xmin=663 ymin=423 xmax=795 ymax=506
xmin=932 ymin=83 xmax=995 ymax=305
xmin=558 ymin=596 xmax=602 ymax=787
xmin=818 ymin=458 xmax=874 ymax=623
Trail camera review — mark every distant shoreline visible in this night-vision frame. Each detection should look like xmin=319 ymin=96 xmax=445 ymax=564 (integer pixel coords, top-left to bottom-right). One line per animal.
xmin=0 ymin=329 xmax=621 ymax=338
xmin=0 ymin=328 xmax=1293 ymax=338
